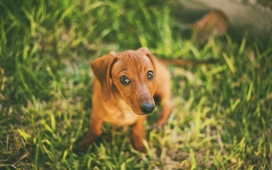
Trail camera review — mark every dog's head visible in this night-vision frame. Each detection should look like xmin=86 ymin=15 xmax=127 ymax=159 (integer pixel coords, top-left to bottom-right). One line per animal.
xmin=91 ymin=47 xmax=156 ymax=115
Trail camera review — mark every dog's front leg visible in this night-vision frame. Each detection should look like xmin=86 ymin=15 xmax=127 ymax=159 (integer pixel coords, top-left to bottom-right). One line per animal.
xmin=132 ymin=115 xmax=148 ymax=152
xmin=79 ymin=115 xmax=103 ymax=151
xmin=153 ymin=92 xmax=174 ymax=128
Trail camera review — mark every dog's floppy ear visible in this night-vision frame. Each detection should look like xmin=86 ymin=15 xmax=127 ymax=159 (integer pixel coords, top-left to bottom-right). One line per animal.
xmin=91 ymin=52 xmax=117 ymax=101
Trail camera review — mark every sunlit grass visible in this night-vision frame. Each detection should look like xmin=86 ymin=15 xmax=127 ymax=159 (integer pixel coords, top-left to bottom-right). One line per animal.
xmin=0 ymin=0 xmax=272 ymax=169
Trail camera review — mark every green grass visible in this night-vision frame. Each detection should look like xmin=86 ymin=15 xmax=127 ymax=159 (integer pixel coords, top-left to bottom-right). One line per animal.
xmin=1 ymin=0 xmax=272 ymax=169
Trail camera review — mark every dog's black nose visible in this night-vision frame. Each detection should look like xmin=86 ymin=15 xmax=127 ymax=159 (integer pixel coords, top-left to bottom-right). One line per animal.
xmin=140 ymin=103 xmax=155 ymax=114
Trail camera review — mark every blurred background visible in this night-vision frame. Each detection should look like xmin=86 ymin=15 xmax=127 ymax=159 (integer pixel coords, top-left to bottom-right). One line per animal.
xmin=0 ymin=0 xmax=271 ymax=169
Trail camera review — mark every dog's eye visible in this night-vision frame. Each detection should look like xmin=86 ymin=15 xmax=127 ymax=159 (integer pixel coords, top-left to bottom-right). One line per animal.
xmin=147 ymin=71 xmax=154 ymax=80
xmin=120 ymin=76 xmax=130 ymax=85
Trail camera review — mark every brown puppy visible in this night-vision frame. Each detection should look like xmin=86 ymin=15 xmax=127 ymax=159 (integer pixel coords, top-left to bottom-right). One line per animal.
xmin=80 ymin=47 xmax=173 ymax=151
xmin=81 ymin=47 xmax=214 ymax=151
xmin=80 ymin=47 xmax=214 ymax=151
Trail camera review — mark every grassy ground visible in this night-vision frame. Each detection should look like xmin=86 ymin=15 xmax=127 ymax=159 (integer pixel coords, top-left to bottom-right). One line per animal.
xmin=1 ymin=0 xmax=272 ymax=169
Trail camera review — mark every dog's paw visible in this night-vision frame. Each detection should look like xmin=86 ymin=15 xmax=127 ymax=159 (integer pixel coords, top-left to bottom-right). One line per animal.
xmin=73 ymin=135 xmax=95 ymax=153
xmin=134 ymin=141 xmax=149 ymax=153
xmin=152 ymin=120 xmax=166 ymax=130
xmin=72 ymin=140 xmax=88 ymax=154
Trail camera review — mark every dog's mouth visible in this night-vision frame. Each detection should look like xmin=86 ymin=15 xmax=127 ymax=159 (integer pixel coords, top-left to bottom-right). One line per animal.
xmin=126 ymin=98 xmax=155 ymax=115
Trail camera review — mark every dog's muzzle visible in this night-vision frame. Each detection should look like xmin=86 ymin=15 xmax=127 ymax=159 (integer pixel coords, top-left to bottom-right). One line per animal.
xmin=140 ymin=103 xmax=155 ymax=114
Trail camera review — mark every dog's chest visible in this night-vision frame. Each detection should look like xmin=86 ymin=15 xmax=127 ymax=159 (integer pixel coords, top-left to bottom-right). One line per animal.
xmin=107 ymin=99 xmax=139 ymax=126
